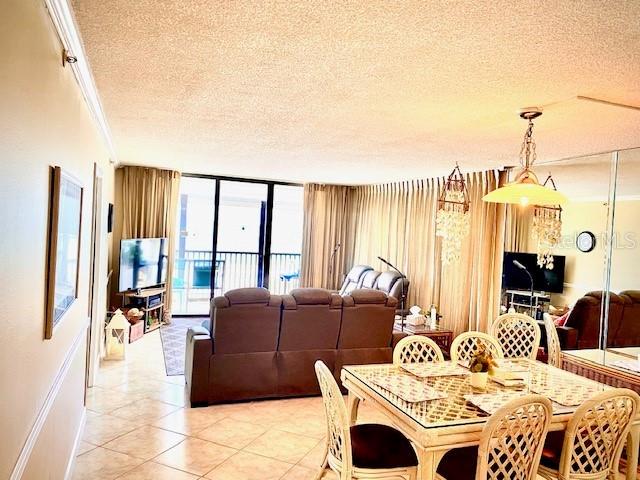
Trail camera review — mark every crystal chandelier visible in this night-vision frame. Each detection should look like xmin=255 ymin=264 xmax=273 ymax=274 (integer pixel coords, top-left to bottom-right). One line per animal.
xmin=483 ymin=109 xmax=567 ymax=206
xmin=531 ymin=175 xmax=562 ymax=269
xmin=436 ymin=164 xmax=470 ymax=265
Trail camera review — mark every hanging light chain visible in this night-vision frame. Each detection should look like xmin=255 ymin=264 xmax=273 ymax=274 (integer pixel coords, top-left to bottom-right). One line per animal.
xmin=519 ymin=119 xmax=537 ymax=169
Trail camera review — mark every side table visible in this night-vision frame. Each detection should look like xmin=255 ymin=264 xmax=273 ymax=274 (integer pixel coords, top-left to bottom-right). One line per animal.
xmin=393 ymin=321 xmax=453 ymax=358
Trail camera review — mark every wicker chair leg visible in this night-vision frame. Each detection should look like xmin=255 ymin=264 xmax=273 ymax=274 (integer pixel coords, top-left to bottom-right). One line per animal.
xmin=313 ymin=447 xmax=329 ymax=480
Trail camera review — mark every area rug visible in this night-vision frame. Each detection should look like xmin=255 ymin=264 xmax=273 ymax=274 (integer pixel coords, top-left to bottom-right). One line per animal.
xmin=160 ymin=317 xmax=206 ymax=376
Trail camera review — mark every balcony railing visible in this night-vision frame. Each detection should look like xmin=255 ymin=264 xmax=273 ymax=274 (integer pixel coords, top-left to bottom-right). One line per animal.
xmin=172 ymin=250 xmax=301 ymax=314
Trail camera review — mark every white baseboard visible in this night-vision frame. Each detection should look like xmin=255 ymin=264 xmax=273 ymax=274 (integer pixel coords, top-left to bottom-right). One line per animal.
xmin=64 ymin=407 xmax=86 ymax=480
xmin=9 ymin=329 xmax=85 ymax=480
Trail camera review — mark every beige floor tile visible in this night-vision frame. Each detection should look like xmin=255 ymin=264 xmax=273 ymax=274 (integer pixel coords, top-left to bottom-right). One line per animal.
xmin=195 ymin=417 xmax=267 ymax=449
xmin=203 ymin=451 xmax=293 ymax=480
xmin=102 ymin=425 xmax=185 ymax=460
xmin=153 ymin=406 xmax=225 ymax=435
xmin=244 ymin=429 xmax=319 ymax=464
xmin=72 ymin=446 xmax=143 ymax=480
xmin=115 ymin=378 xmax=173 ymax=396
xmin=298 ymin=439 xmax=326 ymax=470
xmin=146 ymin=382 xmax=188 ymax=407
xmin=82 ymin=412 xmax=145 ymax=445
xmin=76 ymin=440 xmax=97 ymax=456
xmin=109 ymin=399 xmax=181 ymax=423
xmin=275 ymin=413 xmax=327 ymax=439
xmin=86 ymin=386 xmax=143 ymax=414
xmin=281 ymin=465 xmax=315 ymax=479
xmin=152 ymin=437 xmax=237 ymax=475
xmin=117 ymin=461 xmax=199 ymax=479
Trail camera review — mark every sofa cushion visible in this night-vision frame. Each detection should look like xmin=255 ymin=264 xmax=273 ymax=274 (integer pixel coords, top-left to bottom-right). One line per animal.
xmin=361 ymin=270 xmax=381 ymax=289
xmin=350 ymin=423 xmax=418 ymax=469
xmin=554 ymin=310 xmax=570 ymax=327
xmin=290 ymin=288 xmax=340 ymax=306
xmin=375 ymin=271 xmax=402 ymax=294
xmin=348 ymin=289 xmax=392 ymax=305
xmin=225 ymin=287 xmax=271 ymax=305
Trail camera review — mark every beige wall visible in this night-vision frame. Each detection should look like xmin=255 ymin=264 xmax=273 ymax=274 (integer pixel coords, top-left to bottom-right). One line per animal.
xmin=549 ymin=199 xmax=640 ymax=306
xmin=0 ymin=1 xmax=114 ymax=478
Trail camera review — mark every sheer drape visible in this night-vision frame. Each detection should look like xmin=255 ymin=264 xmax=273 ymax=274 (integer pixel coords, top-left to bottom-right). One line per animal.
xmin=300 ymin=184 xmax=351 ymax=289
xmin=301 ymin=170 xmax=506 ymax=335
xmin=118 ymin=166 xmax=181 ymax=320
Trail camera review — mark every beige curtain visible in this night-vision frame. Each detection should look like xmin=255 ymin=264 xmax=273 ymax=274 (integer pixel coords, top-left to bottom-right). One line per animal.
xmin=505 ymin=205 xmax=533 ymax=252
xmin=438 ymin=171 xmax=507 ymax=335
xmin=302 ymin=169 xmax=506 ymax=335
xmin=117 ymin=166 xmax=181 ymax=320
xmin=348 ymin=182 xmax=411 ymax=277
xmin=300 ymin=184 xmax=351 ymax=289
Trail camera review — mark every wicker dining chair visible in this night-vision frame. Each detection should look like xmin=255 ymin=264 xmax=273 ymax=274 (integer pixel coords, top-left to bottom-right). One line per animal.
xmin=437 ymin=394 xmax=553 ymax=479
xmin=489 ymin=313 xmax=541 ymax=359
xmin=393 ymin=335 xmax=444 ymax=364
xmin=538 ymin=388 xmax=640 ymax=480
xmin=450 ymin=331 xmax=504 ymax=363
xmin=314 ymin=361 xmax=418 ymax=480
xmin=543 ymin=315 xmax=561 ymax=368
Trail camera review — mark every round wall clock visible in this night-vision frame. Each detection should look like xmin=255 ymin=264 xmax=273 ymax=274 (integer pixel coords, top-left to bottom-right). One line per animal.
xmin=576 ymin=231 xmax=596 ymax=253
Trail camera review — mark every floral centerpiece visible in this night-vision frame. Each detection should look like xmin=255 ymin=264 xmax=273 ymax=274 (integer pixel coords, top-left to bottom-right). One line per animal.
xmin=469 ymin=342 xmax=498 ymax=389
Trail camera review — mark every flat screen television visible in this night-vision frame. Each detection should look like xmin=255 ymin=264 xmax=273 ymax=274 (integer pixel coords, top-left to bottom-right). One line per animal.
xmin=502 ymin=251 xmax=565 ymax=293
xmin=119 ymin=238 xmax=168 ymax=292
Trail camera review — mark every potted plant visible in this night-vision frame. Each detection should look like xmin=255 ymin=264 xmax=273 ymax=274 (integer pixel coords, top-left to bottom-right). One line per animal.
xmin=468 ymin=342 xmax=497 ymax=390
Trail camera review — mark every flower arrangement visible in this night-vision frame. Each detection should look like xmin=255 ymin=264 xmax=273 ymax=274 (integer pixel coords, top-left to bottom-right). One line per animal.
xmin=468 ymin=342 xmax=498 ymax=373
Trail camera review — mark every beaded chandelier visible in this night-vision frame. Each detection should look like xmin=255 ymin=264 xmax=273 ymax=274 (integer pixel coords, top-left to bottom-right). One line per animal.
xmin=531 ymin=175 xmax=562 ymax=269
xmin=436 ymin=164 xmax=470 ymax=265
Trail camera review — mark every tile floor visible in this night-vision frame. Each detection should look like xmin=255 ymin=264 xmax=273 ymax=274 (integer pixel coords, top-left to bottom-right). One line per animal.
xmin=74 ymin=329 xmax=392 ymax=479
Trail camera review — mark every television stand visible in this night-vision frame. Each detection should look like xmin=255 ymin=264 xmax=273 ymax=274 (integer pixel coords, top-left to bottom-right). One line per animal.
xmin=120 ymin=286 xmax=166 ymax=334
xmin=505 ymin=289 xmax=551 ymax=319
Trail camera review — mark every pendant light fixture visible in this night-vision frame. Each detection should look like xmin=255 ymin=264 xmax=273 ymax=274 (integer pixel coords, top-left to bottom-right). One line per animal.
xmin=436 ymin=164 xmax=470 ymax=265
xmin=483 ymin=108 xmax=567 ymax=206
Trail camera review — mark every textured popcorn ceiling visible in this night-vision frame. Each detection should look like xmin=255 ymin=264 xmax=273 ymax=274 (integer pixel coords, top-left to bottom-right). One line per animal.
xmin=72 ymin=1 xmax=640 ymax=184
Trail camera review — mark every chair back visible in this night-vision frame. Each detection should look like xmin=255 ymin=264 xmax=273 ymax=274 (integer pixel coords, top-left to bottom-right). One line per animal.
xmin=393 ymin=335 xmax=444 ymax=364
xmin=339 ymin=265 xmax=372 ymax=296
xmin=450 ymin=331 xmax=504 ymax=363
xmin=557 ymin=388 xmax=639 ymax=480
xmin=490 ymin=313 xmax=541 ymax=359
xmin=212 ymin=288 xmax=282 ymax=354
xmin=543 ymin=315 xmax=561 ymax=368
xmin=315 ymin=360 xmax=352 ymax=478
xmin=476 ymin=395 xmax=552 ymax=480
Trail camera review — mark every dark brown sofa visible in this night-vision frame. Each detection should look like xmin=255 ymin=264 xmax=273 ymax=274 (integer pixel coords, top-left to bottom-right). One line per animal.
xmin=541 ymin=291 xmax=639 ymax=350
xmin=185 ymin=287 xmax=400 ymax=406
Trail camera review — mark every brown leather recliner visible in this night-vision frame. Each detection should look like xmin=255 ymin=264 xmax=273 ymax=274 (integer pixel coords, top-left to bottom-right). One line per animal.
xmin=561 ymin=291 xmax=625 ymax=349
xmin=339 ymin=265 xmax=373 ymax=295
xmin=375 ymin=271 xmax=409 ymax=306
xmin=187 ymin=288 xmax=283 ymax=405
xmin=616 ymin=291 xmax=640 ymax=347
xmin=277 ymin=289 xmax=342 ymax=396
xmin=336 ymin=289 xmax=398 ymax=383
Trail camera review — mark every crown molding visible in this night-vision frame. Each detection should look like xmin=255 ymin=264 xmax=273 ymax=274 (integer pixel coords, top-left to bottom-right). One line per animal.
xmin=43 ymin=0 xmax=117 ymax=164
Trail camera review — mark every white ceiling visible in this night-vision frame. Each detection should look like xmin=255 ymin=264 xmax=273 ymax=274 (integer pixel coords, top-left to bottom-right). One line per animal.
xmin=72 ymin=0 xmax=640 ymax=184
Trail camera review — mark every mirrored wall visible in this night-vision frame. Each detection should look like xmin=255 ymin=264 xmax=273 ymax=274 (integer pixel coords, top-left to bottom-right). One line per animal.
xmin=500 ymin=147 xmax=640 ymax=370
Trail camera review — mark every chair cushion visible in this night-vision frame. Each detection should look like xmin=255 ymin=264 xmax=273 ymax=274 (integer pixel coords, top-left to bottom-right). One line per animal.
xmin=436 ymin=446 xmax=477 ymax=479
xmin=540 ymin=430 xmax=564 ymax=471
xmin=350 ymin=423 xmax=418 ymax=469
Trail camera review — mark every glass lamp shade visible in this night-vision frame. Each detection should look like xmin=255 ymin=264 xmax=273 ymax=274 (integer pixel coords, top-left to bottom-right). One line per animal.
xmin=482 ymin=169 xmax=567 ymax=206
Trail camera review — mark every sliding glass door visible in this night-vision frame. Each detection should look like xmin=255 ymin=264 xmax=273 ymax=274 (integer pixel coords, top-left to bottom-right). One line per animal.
xmin=173 ymin=177 xmax=216 ymax=315
xmin=172 ymin=176 xmax=302 ymax=315
xmin=216 ymin=180 xmax=268 ymax=292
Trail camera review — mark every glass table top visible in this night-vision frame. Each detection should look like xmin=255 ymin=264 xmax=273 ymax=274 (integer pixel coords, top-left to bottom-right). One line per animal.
xmin=343 ymin=360 xmax=608 ymax=430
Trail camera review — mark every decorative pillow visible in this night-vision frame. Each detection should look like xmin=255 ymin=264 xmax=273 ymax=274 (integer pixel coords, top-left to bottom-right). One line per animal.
xmin=554 ymin=310 xmax=570 ymax=327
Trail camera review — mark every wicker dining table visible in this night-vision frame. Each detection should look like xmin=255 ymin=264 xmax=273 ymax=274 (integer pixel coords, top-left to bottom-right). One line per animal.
xmin=341 ymin=360 xmax=640 ymax=480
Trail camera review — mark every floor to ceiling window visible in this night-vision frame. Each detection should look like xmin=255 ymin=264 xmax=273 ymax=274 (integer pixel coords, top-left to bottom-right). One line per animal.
xmin=172 ymin=175 xmax=303 ymax=315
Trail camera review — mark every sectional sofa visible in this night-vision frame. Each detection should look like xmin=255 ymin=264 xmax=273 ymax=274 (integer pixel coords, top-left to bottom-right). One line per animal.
xmin=185 ymin=287 xmax=401 ymax=406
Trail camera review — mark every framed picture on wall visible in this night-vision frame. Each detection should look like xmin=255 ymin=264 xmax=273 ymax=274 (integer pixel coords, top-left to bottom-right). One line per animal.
xmin=45 ymin=166 xmax=83 ymax=339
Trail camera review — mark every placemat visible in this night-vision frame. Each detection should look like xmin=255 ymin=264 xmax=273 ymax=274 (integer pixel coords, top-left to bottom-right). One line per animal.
xmin=463 ymin=392 xmax=523 ymax=414
xmin=370 ymin=374 xmax=448 ymax=403
xmin=611 ymin=360 xmax=640 ymax=373
xmin=529 ymin=381 xmax=601 ymax=406
xmin=401 ymin=362 xmax=470 ymax=378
